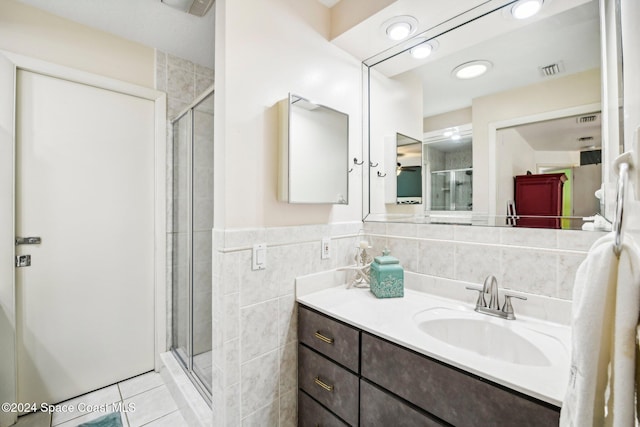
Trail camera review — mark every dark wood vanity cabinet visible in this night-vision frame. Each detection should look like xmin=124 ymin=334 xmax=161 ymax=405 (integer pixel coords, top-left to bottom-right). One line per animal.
xmin=361 ymin=332 xmax=560 ymax=426
xmin=297 ymin=305 xmax=560 ymax=427
xmin=298 ymin=305 xmax=361 ymax=426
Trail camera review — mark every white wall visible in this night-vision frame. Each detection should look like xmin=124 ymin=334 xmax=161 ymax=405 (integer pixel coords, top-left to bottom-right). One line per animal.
xmin=212 ymin=0 xmax=366 ymax=425
xmin=496 ymin=128 xmax=536 ymax=217
xmin=216 ymin=0 xmax=363 ymax=228
xmin=535 ymin=151 xmax=581 ymax=168
xmin=369 ymin=69 xmax=423 ymax=216
xmin=423 ymin=107 xmax=472 ymax=133
xmin=0 ymin=0 xmax=154 ymax=87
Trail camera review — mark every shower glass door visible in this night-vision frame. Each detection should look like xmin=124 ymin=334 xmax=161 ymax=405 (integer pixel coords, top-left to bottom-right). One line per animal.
xmin=171 ymin=90 xmax=214 ymax=401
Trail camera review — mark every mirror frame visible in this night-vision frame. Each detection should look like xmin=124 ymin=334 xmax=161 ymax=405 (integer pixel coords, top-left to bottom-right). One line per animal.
xmin=362 ymin=0 xmax=623 ymax=226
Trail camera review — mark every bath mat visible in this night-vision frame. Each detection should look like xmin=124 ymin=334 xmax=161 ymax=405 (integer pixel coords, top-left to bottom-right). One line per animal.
xmin=77 ymin=412 xmax=123 ymax=427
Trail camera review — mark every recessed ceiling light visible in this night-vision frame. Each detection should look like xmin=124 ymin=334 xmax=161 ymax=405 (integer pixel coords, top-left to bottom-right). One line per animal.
xmin=409 ymin=39 xmax=439 ymax=60
xmin=388 ymin=22 xmax=412 ymax=40
xmin=511 ymin=0 xmax=543 ymax=20
xmin=452 ymin=60 xmax=492 ymax=80
xmin=411 ymin=43 xmax=432 ymax=59
xmin=382 ymin=16 xmax=418 ymax=41
xmin=451 ymin=134 xmax=461 ymax=141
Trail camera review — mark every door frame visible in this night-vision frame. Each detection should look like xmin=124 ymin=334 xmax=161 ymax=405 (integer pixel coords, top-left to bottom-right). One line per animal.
xmin=0 ymin=51 xmax=167 ymax=427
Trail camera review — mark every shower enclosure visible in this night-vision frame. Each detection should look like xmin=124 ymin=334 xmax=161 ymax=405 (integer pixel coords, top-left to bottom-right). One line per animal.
xmin=170 ymin=88 xmax=214 ymax=401
xmin=430 ymin=168 xmax=473 ymax=211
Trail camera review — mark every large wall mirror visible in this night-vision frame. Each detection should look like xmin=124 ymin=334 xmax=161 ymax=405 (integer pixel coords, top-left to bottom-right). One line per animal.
xmin=361 ymin=0 xmax=624 ymax=230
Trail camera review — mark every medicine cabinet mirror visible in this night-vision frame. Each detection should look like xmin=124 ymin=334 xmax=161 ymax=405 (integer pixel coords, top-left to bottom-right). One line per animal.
xmin=361 ymin=0 xmax=623 ymax=230
xmin=278 ymin=93 xmax=349 ymax=204
xmin=395 ymin=133 xmax=422 ymax=205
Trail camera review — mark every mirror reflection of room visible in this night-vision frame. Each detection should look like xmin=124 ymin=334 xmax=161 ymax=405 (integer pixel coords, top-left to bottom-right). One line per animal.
xmin=396 ymin=133 xmax=423 ymax=205
xmin=367 ymin=0 xmax=607 ymax=230
xmin=424 ymin=125 xmax=472 ymax=212
xmin=497 ymin=112 xmax=602 ymax=229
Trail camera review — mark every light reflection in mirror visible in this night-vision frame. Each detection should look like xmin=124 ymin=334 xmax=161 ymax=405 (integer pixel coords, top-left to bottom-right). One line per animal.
xmin=364 ymin=0 xmax=612 ymax=230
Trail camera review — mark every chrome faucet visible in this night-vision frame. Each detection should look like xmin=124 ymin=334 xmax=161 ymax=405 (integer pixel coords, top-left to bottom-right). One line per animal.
xmin=466 ymin=275 xmax=527 ymax=320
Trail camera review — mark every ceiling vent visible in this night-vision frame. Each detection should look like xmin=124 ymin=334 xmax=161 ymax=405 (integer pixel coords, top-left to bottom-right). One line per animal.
xmin=539 ymin=61 xmax=564 ymax=77
xmin=578 ymin=136 xmax=594 ymax=142
xmin=577 ymin=115 xmax=598 ymax=124
xmin=161 ymin=0 xmax=214 ymax=17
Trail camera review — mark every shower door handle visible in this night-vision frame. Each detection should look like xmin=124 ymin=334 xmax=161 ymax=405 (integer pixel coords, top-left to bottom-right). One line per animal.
xmin=16 ymin=236 xmax=41 ymax=245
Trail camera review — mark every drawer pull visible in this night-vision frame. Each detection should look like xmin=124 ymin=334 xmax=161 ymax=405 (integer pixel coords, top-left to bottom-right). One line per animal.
xmin=314 ymin=331 xmax=334 ymax=344
xmin=314 ymin=376 xmax=334 ymax=392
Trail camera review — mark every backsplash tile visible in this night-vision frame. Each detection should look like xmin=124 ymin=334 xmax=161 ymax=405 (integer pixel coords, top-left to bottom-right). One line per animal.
xmin=416 ymin=240 xmax=455 ymax=279
xmin=369 ymin=222 xmax=595 ymax=299
xmin=500 ymin=227 xmax=558 ymax=249
xmin=386 ymin=237 xmax=419 ymax=272
xmin=557 ymin=253 xmax=586 ymax=299
xmin=557 ymin=229 xmax=604 ymax=251
xmin=454 ymin=225 xmax=500 ymax=244
xmin=416 ymin=223 xmax=454 ymax=240
xmin=454 ymin=243 xmax=501 ymax=284
xmin=500 ymin=248 xmax=557 ymax=295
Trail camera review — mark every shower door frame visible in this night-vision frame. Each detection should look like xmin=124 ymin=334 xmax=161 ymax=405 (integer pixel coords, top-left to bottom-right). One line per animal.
xmin=170 ymin=85 xmax=215 ymax=404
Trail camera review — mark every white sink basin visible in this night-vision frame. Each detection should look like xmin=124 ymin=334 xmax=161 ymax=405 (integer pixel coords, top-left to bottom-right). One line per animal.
xmin=413 ymin=307 xmax=565 ymax=367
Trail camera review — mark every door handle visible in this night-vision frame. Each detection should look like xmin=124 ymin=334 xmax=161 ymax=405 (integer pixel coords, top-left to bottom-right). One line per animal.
xmin=15 ymin=237 xmax=41 ymax=245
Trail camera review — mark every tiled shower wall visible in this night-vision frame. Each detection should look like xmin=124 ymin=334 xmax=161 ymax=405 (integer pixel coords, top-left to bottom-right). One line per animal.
xmin=211 ymin=222 xmax=363 ymax=427
xmin=155 ymin=50 xmax=215 ymax=352
xmin=155 ymin=51 xmax=215 ymax=119
xmin=364 ymin=222 xmax=605 ymax=300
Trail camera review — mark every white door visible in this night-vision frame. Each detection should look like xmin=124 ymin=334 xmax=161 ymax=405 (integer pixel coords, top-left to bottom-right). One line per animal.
xmin=15 ymin=70 xmax=156 ymax=405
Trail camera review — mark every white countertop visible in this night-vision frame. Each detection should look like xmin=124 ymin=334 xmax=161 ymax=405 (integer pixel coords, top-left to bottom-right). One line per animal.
xmin=296 ymin=283 xmax=570 ymax=407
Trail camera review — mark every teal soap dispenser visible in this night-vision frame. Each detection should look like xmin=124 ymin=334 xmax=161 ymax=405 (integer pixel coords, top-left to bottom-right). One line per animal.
xmin=370 ymin=248 xmax=404 ymax=298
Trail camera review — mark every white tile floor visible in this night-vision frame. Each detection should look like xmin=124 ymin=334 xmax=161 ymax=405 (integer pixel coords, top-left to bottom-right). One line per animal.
xmin=13 ymin=372 xmax=190 ymax=427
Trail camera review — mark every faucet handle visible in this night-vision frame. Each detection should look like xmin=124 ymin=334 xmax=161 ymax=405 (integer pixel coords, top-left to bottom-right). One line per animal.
xmin=502 ymin=294 xmax=527 ymax=320
xmin=465 ymin=286 xmax=486 ymax=308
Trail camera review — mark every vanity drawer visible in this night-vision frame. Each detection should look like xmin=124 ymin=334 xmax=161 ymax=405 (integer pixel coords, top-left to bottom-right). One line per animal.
xmin=360 ymin=379 xmax=445 ymax=427
xmin=298 ymin=390 xmax=349 ymax=427
xmin=298 ymin=305 xmax=360 ymax=372
xmin=299 ymin=344 xmax=359 ymax=426
xmin=361 ymin=332 xmax=560 ymax=427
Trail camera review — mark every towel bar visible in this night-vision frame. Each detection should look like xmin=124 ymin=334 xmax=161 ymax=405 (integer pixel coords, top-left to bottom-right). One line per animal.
xmin=612 ymin=152 xmax=634 ymax=257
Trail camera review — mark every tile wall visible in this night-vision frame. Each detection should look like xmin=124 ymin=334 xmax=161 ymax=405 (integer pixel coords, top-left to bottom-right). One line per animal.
xmin=364 ymin=222 xmax=605 ymax=300
xmin=208 ymin=220 xmax=600 ymax=426
xmin=211 ymin=222 xmax=363 ymax=427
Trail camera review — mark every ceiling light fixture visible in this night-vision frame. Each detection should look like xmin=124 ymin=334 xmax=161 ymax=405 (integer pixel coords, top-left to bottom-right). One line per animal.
xmin=382 ymin=16 xmax=418 ymax=41
xmin=452 ymin=60 xmax=492 ymax=80
xmin=511 ymin=0 xmax=544 ymax=20
xmin=410 ymin=39 xmax=439 ymax=60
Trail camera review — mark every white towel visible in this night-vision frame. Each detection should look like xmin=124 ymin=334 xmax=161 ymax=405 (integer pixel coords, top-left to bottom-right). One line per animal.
xmin=560 ymin=233 xmax=640 ymax=427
